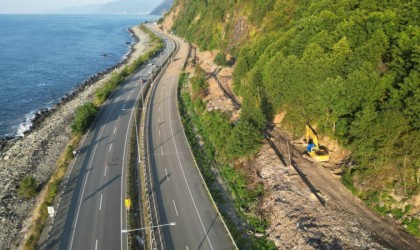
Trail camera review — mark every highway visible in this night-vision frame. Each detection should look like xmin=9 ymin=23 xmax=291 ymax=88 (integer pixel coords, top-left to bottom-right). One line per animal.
xmin=46 ymin=29 xmax=175 ymax=250
xmin=46 ymin=25 xmax=235 ymax=250
xmin=145 ymin=28 xmax=235 ymax=249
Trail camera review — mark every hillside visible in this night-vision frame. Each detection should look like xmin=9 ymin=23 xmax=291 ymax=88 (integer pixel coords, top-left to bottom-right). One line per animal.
xmin=151 ymin=0 xmax=174 ymax=15
xmin=165 ymin=0 xmax=420 ymax=243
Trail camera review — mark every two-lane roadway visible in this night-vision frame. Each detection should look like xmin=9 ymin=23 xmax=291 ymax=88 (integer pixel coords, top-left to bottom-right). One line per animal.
xmin=146 ymin=27 xmax=235 ymax=249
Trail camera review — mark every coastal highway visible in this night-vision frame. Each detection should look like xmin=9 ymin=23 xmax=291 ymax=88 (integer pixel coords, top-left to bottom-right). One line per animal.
xmin=45 ymin=31 xmax=175 ymax=250
xmin=146 ymin=28 xmax=235 ymax=249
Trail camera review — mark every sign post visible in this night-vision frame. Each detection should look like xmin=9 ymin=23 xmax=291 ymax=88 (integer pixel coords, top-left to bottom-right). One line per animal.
xmin=125 ymin=198 xmax=131 ymax=210
xmin=47 ymin=206 xmax=55 ymax=218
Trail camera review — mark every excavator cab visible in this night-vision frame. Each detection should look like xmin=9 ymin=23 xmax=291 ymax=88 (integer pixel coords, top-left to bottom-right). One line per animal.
xmin=305 ymin=124 xmax=329 ymax=162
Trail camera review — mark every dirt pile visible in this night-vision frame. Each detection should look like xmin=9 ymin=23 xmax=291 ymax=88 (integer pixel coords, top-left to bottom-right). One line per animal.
xmin=254 ymin=143 xmax=385 ymax=249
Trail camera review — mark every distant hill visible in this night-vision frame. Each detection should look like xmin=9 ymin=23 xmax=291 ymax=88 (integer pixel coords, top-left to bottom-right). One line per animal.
xmin=150 ymin=0 xmax=174 ymax=15
xmin=54 ymin=0 xmax=161 ymax=14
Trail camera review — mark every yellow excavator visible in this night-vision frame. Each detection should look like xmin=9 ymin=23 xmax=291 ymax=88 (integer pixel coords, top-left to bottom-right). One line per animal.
xmin=304 ymin=124 xmax=329 ymax=162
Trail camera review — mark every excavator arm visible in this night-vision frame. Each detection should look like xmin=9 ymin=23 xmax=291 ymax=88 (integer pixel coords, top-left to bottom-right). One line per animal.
xmin=305 ymin=124 xmax=329 ymax=162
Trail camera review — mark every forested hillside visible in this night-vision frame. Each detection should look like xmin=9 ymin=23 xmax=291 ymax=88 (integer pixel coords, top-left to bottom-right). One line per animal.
xmin=169 ymin=0 xmax=420 ymax=236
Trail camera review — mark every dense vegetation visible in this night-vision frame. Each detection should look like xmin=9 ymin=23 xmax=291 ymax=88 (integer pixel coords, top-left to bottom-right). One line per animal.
xmin=170 ymin=0 xmax=420 ymax=236
xmin=178 ymin=72 xmax=275 ymax=248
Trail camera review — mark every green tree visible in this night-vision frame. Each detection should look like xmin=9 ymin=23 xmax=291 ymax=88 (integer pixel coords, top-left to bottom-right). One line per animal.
xmin=226 ymin=120 xmax=262 ymax=159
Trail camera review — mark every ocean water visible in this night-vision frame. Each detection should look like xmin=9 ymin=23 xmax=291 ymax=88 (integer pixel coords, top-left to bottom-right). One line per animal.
xmin=0 ymin=14 xmax=157 ymax=137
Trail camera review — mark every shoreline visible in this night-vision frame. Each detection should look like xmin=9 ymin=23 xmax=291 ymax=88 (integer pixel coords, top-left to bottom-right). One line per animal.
xmin=0 ymin=24 xmax=151 ymax=249
xmin=0 ymin=28 xmax=139 ymax=152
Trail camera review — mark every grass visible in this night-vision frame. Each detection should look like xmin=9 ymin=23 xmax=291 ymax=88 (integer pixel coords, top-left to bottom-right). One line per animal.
xmin=127 ymin=121 xmax=141 ymax=249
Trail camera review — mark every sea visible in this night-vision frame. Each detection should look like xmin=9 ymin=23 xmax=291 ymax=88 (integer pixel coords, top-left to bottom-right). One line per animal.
xmin=0 ymin=14 xmax=157 ymax=138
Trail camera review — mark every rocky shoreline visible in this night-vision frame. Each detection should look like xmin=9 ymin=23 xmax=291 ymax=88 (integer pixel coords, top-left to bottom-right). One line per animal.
xmin=0 ymin=27 xmax=138 ymax=152
xmin=0 ymin=25 xmax=150 ymax=249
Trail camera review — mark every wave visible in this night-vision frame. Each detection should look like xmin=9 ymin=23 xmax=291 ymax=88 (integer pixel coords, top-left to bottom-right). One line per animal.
xmin=16 ymin=112 xmax=36 ymax=137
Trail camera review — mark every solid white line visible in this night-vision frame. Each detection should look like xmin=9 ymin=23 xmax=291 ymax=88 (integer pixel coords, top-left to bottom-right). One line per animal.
xmin=161 ymin=146 xmax=164 ymax=156
xmin=167 ymin=76 xmax=214 ymax=249
xmin=173 ymin=200 xmax=178 ymax=216
xmin=99 ymin=194 xmax=103 ymax=211
xmin=104 ymin=164 xmax=108 ymax=176
xmin=95 ymin=239 xmax=98 ymax=250
xmin=165 ymin=168 xmax=169 ymax=182
xmin=109 ymin=143 xmax=112 ymax=152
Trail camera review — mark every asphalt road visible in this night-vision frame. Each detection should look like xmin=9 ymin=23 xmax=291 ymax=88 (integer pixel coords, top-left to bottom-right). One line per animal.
xmin=46 ymin=31 xmax=175 ymax=250
xmin=146 ymin=28 xmax=235 ymax=249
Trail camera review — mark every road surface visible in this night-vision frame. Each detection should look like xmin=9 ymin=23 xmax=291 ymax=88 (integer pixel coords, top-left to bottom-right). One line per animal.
xmin=145 ymin=28 xmax=235 ymax=249
xmin=46 ymin=31 xmax=175 ymax=250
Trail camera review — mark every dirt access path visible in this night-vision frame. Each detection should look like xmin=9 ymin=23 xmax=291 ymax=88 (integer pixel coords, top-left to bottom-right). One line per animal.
xmin=176 ymin=38 xmax=420 ymax=248
xmin=265 ymin=129 xmax=420 ymax=249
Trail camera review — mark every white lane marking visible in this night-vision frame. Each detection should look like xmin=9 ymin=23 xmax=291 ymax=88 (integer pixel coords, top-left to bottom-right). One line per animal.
xmin=70 ymin=71 xmax=140 ymax=250
xmin=167 ymin=76 xmax=215 ymax=249
xmin=70 ymin=124 xmax=107 ymax=250
xmin=161 ymin=146 xmax=164 ymax=156
xmin=173 ymin=200 xmax=179 ymax=216
xmin=186 ymin=246 xmax=189 ymax=250
xmin=114 ymin=127 xmax=117 ymax=134
xmin=165 ymin=168 xmax=169 ymax=182
xmin=104 ymin=165 xmax=108 ymax=176
xmin=99 ymin=194 xmax=103 ymax=211
xmin=109 ymin=143 xmax=112 ymax=152
xmin=95 ymin=239 xmax=98 ymax=250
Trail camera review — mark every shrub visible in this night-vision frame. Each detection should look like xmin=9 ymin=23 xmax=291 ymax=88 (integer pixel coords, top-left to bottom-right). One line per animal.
xmin=18 ymin=175 xmax=39 ymax=199
xmin=214 ymin=52 xmax=227 ymax=66
xmin=71 ymin=102 xmax=98 ymax=134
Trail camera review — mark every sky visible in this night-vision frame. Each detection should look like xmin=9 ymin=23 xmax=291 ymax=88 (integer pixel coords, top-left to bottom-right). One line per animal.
xmin=0 ymin=0 xmax=124 ymax=14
